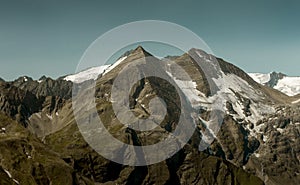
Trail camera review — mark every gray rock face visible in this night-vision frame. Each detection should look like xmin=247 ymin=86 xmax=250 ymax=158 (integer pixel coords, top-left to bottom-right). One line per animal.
xmin=244 ymin=106 xmax=300 ymax=185
xmin=0 ymin=79 xmax=70 ymax=128
xmin=0 ymin=82 xmax=42 ymax=126
xmin=266 ymin=72 xmax=286 ymax=88
xmin=11 ymin=76 xmax=73 ymax=99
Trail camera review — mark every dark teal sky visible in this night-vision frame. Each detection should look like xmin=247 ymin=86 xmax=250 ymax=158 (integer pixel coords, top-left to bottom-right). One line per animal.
xmin=0 ymin=0 xmax=299 ymax=80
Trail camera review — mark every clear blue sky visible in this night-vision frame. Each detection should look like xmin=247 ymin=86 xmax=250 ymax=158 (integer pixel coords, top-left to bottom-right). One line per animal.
xmin=0 ymin=0 xmax=299 ymax=80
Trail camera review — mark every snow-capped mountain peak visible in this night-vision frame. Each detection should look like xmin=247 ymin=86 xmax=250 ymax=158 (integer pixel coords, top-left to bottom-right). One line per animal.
xmin=274 ymin=76 xmax=300 ymax=96
xmin=248 ymin=73 xmax=270 ymax=84
xmin=248 ymin=72 xmax=300 ymax=96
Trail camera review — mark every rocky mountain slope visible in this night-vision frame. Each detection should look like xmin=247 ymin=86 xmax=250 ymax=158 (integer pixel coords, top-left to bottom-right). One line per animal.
xmin=0 ymin=46 xmax=299 ymax=185
xmin=0 ymin=113 xmax=94 ymax=185
xmin=11 ymin=76 xmax=73 ymax=99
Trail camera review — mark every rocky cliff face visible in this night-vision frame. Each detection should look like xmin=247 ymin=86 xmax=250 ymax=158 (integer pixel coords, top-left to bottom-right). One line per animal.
xmin=0 ymin=46 xmax=298 ymax=185
xmin=0 ymin=76 xmax=73 ymax=135
xmin=11 ymin=76 xmax=73 ymax=99
xmin=0 ymin=82 xmax=42 ymax=126
xmin=266 ymin=72 xmax=286 ymax=88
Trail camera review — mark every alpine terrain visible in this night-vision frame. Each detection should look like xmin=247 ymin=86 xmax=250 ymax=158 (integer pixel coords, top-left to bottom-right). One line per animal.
xmin=249 ymin=72 xmax=300 ymax=96
xmin=0 ymin=46 xmax=299 ymax=185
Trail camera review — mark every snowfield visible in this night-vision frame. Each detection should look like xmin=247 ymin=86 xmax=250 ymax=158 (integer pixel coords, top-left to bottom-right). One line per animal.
xmin=248 ymin=73 xmax=270 ymax=84
xmin=273 ymin=76 xmax=300 ymax=96
xmin=248 ymin=73 xmax=300 ymax=96
xmin=64 ymin=65 xmax=110 ymax=83
xmin=64 ymin=56 xmax=127 ymax=83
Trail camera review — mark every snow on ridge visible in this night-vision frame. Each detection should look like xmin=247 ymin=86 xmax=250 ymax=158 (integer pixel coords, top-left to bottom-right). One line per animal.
xmin=4 ymin=169 xmax=12 ymax=178
xmin=248 ymin=72 xmax=300 ymax=96
xmin=64 ymin=56 xmax=128 ymax=84
xmin=103 ymin=56 xmax=128 ymax=75
xmin=3 ymin=169 xmax=19 ymax=184
xmin=248 ymin=73 xmax=270 ymax=84
xmin=64 ymin=65 xmax=110 ymax=83
xmin=46 ymin=114 xmax=53 ymax=120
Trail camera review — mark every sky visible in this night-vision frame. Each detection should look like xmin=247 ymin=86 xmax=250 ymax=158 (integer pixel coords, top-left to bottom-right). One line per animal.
xmin=0 ymin=0 xmax=299 ymax=80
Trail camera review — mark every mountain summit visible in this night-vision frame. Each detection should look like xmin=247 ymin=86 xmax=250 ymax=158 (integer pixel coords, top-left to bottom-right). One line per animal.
xmin=249 ymin=72 xmax=300 ymax=96
xmin=132 ymin=45 xmax=153 ymax=56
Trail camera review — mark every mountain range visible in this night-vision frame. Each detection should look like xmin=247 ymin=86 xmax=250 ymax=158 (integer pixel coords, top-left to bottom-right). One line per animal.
xmin=0 ymin=46 xmax=299 ymax=185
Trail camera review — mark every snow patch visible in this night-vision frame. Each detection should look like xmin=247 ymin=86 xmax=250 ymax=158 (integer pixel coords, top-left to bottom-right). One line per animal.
xmin=277 ymin=128 xmax=284 ymax=134
xmin=13 ymin=179 xmax=20 ymax=184
xmin=46 ymin=114 xmax=53 ymax=120
xmin=165 ymin=71 xmax=207 ymax=108
xmin=254 ymin=153 xmax=261 ymax=158
xmin=263 ymin=135 xmax=268 ymax=142
xmin=292 ymin=99 xmax=300 ymax=104
xmin=4 ymin=169 xmax=12 ymax=178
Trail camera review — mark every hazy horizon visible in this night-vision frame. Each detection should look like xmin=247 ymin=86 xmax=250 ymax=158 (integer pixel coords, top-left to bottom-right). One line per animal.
xmin=1 ymin=0 xmax=299 ymax=80
xmin=2 ymin=44 xmax=299 ymax=81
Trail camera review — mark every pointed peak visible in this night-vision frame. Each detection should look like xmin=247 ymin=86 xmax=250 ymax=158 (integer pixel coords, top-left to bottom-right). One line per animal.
xmin=39 ymin=75 xmax=48 ymax=81
xmin=270 ymin=71 xmax=286 ymax=76
xmin=130 ymin=46 xmax=152 ymax=57
xmin=135 ymin=45 xmax=146 ymax=52
xmin=15 ymin=76 xmax=33 ymax=82
xmin=269 ymin=71 xmax=286 ymax=81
